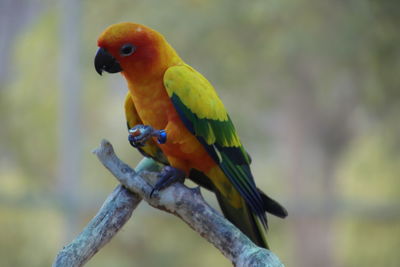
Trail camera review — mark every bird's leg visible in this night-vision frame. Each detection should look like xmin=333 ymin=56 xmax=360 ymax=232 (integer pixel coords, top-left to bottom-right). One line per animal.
xmin=150 ymin=166 xmax=186 ymax=197
xmin=128 ymin=124 xmax=167 ymax=147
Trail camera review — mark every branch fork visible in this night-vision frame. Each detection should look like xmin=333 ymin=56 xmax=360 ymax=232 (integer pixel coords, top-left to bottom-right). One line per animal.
xmin=53 ymin=139 xmax=284 ymax=267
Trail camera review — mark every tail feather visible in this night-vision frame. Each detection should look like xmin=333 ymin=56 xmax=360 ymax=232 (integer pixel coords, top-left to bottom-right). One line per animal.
xmin=258 ymin=189 xmax=288 ymax=219
xmin=214 ymin=190 xmax=269 ymax=249
xmin=188 ymin=169 xmax=287 ymax=249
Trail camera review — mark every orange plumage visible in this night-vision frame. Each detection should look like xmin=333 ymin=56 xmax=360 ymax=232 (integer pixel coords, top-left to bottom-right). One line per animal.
xmin=95 ymin=22 xmax=287 ymax=249
xmin=98 ymin=23 xmax=215 ymax=174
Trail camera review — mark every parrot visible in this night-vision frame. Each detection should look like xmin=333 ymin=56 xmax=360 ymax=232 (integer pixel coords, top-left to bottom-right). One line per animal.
xmin=94 ymin=22 xmax=287 ymax=249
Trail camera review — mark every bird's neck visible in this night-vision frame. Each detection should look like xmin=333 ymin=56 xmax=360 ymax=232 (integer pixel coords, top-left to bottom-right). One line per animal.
xmin=121 ymin=41 xmax=183 ymax=128
xmin=122 ymin=43 xmax=182 ymax=127
xmin=122 ymin=41 xmax=182 ymax=89
xmin=123 ymin=65 xmax=177 ymax=129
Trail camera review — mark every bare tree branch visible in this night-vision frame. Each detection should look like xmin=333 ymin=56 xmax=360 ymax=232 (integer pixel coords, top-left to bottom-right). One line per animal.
xmin=53 ymin=139 xmax=284 ymax=267
xmin=53 ymin=185 xmax=140 ymax=267
xmin=53 ymin=157 xmax=161 ymax=267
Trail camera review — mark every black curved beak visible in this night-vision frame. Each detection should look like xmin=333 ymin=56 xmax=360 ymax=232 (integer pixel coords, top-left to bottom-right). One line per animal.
xmin=94 ymin=47 xmax=122 ymax=75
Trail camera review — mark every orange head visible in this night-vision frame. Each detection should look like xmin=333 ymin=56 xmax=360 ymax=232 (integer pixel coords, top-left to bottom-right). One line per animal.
xmin=94 ymin=22 xmax=178 ymax=79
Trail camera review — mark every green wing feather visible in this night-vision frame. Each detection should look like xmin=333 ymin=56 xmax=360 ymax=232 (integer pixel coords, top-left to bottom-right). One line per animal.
xmin=164 ymin=64 xmax=267 ymax=226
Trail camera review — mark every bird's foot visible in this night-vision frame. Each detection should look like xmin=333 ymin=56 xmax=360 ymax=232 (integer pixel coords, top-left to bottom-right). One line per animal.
xmin=150 ymin=166 xmax=186 ymax=197
xmin=128 ymin=124 xmax=167 ymax=147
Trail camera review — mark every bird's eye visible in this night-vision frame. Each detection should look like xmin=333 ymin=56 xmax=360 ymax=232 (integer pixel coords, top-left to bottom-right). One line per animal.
xmin=120 ymin=43 xmax=135 ymax=57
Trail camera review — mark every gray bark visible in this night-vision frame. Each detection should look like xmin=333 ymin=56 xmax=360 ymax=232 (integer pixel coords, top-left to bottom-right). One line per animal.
xmin=52 ymin=185 xmax=140 ymax=267
xmin=53 ymin=140 xmax=284 ymax=267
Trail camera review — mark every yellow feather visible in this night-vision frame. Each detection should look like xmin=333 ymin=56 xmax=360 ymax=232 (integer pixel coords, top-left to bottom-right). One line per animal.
xmin=164 ymin=65 xmax=228 ymax=121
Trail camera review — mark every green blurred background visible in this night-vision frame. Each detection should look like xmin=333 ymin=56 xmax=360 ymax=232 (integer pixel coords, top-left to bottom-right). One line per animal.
xmin=1 ymin=0 xmax=399 ymax=266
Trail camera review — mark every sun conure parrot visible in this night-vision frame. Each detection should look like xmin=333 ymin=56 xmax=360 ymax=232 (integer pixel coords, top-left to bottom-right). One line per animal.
xmin=94 ymin=22 xmax=287 ymax=249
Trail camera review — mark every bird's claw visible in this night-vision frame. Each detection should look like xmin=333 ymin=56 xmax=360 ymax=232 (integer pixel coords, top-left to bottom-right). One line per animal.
xmin=150 ymin=166 xmax=186 ymax=197
xmin=128 ymin=124 xmax=167 ymax=147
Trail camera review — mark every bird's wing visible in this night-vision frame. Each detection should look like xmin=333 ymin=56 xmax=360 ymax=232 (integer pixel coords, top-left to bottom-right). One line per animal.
xmin=163 ymin=64 xmax=266 ymax=224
